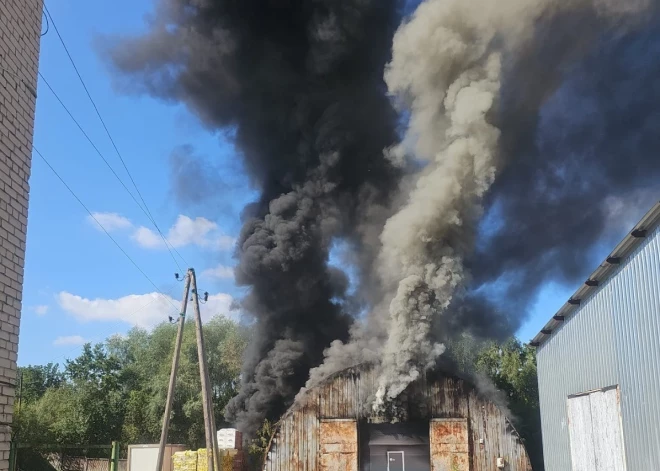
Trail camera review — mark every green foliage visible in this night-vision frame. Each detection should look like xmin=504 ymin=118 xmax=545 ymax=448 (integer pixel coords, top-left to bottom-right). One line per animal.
xmin=475 ymin=339 xmax=544 ymax=471
xmin=18 ymin=363 xmax=63 ymax=404
xmin=15 ymin=316 xmax=542 ymax=471
xmin=247 ymin=419 xmax=275 ymax=470
xmin=14 ymin=316 xmax=249 ymax=452
xmin=121 ymin=389 xmax=154 ymax=445
xmin=65 ymin=343 xmax=122 ymax=390
xmin=476 ymin=339 xmax=539 ymax=409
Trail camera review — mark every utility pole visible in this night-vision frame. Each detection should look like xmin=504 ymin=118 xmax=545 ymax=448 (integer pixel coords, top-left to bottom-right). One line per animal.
xmin=190 ymin=269 xmax=220 ymax=471
xmin=156 ymin=270 xmax=192 ymax=471
xmin=204 ymin=361 xmax=221 ymax=471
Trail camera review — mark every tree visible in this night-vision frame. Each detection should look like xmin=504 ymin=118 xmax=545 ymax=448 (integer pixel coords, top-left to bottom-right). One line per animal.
xmin=18 ymin=363 xmax=63 ymax=404
xmin=475 ymin=339 xmax=544 ymax=470
xmin=65 ymin=343 xmax=122 ymax=391
xmin=247 ymin=419 xmax=275 ymax=470
xmin=106 ymin=316 xmax=250 ymax=448
xmin=14 ymin=315 xmax=248 ymax=452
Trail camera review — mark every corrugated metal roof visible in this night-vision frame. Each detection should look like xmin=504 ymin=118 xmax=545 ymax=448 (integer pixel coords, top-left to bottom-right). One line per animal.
xmin=531 ymin=201 xmax=660 ymax=347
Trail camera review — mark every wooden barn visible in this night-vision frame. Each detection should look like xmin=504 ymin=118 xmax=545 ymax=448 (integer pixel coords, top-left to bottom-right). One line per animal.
xmin=264 ymin=366 xmax=532 ymax=471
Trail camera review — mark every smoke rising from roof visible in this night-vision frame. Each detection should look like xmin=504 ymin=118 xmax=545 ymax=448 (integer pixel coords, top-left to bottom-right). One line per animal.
xmin=107 ymin=0 xmax=659 ymax=436
xmin=310 ymin=0 xmax=659 ymax=409
xmin=108 ymin=0 xmax=401 ymax=435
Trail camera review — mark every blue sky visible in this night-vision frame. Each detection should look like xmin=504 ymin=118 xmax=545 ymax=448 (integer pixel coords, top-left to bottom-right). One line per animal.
xmin=21 ymin=0 xmax=251 ymax=366
xmin=18 ymin=0 xmax=634 ymax=366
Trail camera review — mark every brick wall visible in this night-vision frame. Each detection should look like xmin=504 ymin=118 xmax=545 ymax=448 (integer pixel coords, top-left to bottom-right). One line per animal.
xmin=0 ymin=0 xmax=43 ymax=469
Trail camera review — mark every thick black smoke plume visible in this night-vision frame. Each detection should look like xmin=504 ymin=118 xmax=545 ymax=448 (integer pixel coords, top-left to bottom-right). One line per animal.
xmin=107 ymin=0 xmax=660 ymax=439
xmin=108 ymin=0 xmax=402 ymax=435
xmin=466 ymin=6 xmax=660 ymax=331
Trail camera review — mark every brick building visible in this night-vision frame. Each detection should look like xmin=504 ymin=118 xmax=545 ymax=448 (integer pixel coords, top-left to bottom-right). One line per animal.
xmin=0 ymin=0 xmax=43 ymax=469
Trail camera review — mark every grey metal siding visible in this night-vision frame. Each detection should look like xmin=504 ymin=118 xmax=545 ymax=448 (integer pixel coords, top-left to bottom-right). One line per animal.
xmin=609 ymin=226 xmax=660 ymax=471
xmin=537 ymin=224 xmax=660 ymax=471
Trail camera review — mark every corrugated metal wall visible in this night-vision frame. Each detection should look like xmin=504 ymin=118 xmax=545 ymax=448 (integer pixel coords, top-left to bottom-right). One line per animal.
xmin=265 ymin=368 xmax=532 ymax=471
xmin=537 ymin=224 xmax=660 ymax=471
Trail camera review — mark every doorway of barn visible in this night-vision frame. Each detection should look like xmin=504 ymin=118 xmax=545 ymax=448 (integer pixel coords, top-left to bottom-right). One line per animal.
xmin=387 ymin=451 xmax=405 ymax=471
xmin=360 ymin=422 xmax=430 ymax=471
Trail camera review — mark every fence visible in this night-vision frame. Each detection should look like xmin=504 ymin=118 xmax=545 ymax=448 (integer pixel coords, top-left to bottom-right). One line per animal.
xmin=11 ymin=443 xmax=120 ymax=471
xmin=40 ymin=455 xmax=110 ymax=471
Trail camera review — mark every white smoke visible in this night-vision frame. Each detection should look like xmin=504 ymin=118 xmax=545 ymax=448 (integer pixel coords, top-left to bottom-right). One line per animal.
xmin=305 ymin=0 xmax=652 ymax=411
xmin=373 ymin=0 xmax=505 ymax=410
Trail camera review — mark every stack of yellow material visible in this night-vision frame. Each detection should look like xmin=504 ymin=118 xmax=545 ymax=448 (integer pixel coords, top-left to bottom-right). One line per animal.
xmin=173 ymin=448 xmax=243 ymax=471
xmin=172 ymin=450 xmax=199 ymax=471
xmin=196 ymin=448 xmax=209 ymax=470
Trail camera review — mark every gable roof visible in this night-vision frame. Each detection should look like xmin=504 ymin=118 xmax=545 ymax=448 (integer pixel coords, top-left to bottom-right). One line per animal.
xmin=531 ymin=201 xmax=660 ymax=348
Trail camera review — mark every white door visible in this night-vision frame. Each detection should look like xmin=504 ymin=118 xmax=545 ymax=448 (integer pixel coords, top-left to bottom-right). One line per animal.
xmin=567 ymin=387 xmax=626 ymax=471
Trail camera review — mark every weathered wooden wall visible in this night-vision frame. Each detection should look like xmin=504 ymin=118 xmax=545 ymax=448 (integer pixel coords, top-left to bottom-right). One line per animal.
xmin=265 ymin=367 xmax=532 ymax=471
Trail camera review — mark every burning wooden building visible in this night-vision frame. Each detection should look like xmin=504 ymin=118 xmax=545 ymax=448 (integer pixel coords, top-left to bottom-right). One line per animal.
xmin=263 ymin=366 xmax=532 ymax=471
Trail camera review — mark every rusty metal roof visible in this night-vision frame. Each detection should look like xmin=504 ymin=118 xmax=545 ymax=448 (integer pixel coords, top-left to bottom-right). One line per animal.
xmin=531 ymin=201 xmax=660 ymax=348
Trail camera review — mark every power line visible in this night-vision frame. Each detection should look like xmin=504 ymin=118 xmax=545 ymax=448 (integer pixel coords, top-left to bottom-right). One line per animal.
xmin=37 ymin=72 xmax=185 ymax=274
xmin=18 ymin=277 xmax=193 ymax=372
xmin=38 ymin=74 xmax=143 ymax=209
xmin=33 ymin=145 xmax=180 ymax=313
xmin=42 ymin=3 xmax=189 ymax=272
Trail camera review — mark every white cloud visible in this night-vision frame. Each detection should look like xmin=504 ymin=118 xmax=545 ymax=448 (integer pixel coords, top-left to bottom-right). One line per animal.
xmin=89 ymin=212 xmax=133 ymax=232
xmin=53 ymin=335 xmax=87 ymax=347
xmin=34 ymin=305 xmax=49 ymax=316
xmin=133 ymin=215 xmax=235 ymax=251
xmin=202 ymin=293 xmax=237 ymax=320
xmin=202 ymin=264 xmax=235 ymax=280
xmin=57 ymin=290 xmax=236 ymax=329
xmin=132 ymin=226 xmax=163 ymax=249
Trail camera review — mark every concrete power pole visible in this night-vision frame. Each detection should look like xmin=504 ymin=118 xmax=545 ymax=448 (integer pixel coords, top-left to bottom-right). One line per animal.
xmin=191 ymin=269 xmax=220 ymax=471
xmin=155 ymin=268 xmax=220 ymax=471
xmin=156 ymin=270 xmax=192 ymax=471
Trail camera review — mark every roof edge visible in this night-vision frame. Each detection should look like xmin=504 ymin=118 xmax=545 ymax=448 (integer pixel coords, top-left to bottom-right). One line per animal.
xmin=531 ymin=201 xmax=660 ymax=348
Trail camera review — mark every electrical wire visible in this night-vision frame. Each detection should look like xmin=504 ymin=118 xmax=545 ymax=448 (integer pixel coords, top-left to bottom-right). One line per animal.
xmin=37 ymin=72 xmax=185 ymax=274
xmin=42 ymin=3 xmax=189 ymax=273
xmin=33 ymin=145 xmax=180 ymax=313
xmin=41 ymin=10 xmax=50 ymax=37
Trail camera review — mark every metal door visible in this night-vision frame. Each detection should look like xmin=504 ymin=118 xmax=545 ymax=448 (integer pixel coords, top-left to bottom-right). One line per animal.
xmin=319 ymin=419 xmax=358 ymax=471
xmin=429 ymin=419 xmax=469 ymax=471
xmin=388 ymin=451 xmax=405 ymax=471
